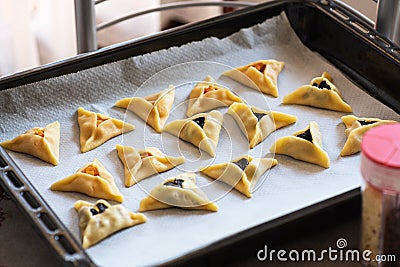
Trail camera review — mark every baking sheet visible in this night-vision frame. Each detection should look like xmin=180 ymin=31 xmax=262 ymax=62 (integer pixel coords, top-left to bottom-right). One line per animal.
xmin=1 ymin=12 xmax=399 ymax=266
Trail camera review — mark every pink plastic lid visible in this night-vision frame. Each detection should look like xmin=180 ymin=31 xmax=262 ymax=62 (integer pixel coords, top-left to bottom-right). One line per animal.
xmin=361 ymin=123 xmax=400 ymax=193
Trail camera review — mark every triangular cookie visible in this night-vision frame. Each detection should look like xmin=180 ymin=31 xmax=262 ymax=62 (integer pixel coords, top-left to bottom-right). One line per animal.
xmin=163 ymin=110 xmax=223 ymax=157
xmin=270 ymin=121 xmax=330 ymax=168
xmin=228 ymin=102 xmax=297 ymax=149
xmin=200 ymin=155 xmax=278 ymax=198
xmin=116 ymin=145 xmax=185 ymax=187
xmin=282 ymin=72 xmax=352 ymax=112
xmin=139 ymin=172 xmax=218 ymax=212
xmin=341 ymin=115 xmax=397 ymax=156
xmin=186 ymin=75 xmax=243 ymax=116
xmin=1 ymin=121 xmax=60 ymax=165
xmin=51 ymin=159 xmax=124 ymax=202
xmin=223 ymin=60 xmax=284 ymax=97
xmin=74 ymin=199 xmax=146 ymax=249
xmin=78 ymin=107 xmax=135 ymax=153
xmin=115 ymin=86 xmax=175 ymax=133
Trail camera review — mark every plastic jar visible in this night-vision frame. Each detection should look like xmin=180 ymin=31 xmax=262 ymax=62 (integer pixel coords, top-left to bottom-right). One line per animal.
xmin=360 ymin=123 xmax=400 ymax=266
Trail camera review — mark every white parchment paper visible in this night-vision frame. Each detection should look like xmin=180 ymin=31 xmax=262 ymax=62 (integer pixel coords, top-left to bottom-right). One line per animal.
xmin=1 ymin=13 xmax=399 ymax=267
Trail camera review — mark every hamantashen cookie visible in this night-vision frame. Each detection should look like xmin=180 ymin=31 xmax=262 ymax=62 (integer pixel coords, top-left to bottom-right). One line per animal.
xmin=115 ymin=86 xmax=175 ymax=133
xmin=228 ymin=102 xmax=297 ymax=149
xmin=223 ymin=60 xmax=284 ymax=97
xmin=0 ymin=121 xmax=60 ymax=165
xmin=78 ymin=107 xmax=135 ymax=153
xmin=51 ymin=159 xmax=124 ymax=202
xmin=163 ymin=110 xmax=223 ymax=157
xmin=116 ymin=144 xmax=185 ymax=187
xmin=282 ymin=72 xmax=352 ymax=112
xmin=139 ymin=172 xmax=218 ymax=212
xmin=74 ymin=199 xmax=146 ymax=249
xmin=186 ymin=75 xmax=243 ymax=117
xmin=340 ymin=115 xmax=397 ymax=156
xmin=270 ymin=121 xmax=330 ymax=168
xmin=200 ymin=155 xmax=278 ymax=198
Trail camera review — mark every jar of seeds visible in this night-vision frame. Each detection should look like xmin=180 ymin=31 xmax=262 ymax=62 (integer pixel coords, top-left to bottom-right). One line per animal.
xmin=361 ymin=124 xmax=400 ymax=267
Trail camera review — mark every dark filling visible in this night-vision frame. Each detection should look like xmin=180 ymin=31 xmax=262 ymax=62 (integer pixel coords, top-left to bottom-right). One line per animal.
xmin=312 ymin=80 xmax=331 ymax=90
xmin=233 ymin=158 xmax=249 ymax=171
xmin=193 ymin=117 xmax=206 ymax=128
xmin=164 ymin=178 xmax=184 ymax=188
xmin=90 ymin=203 xmax=108 ymax=216
xmin=96 ymin=203 xmax=108 ymax=212
xmin=252 ymin=111 xmax=267 ymax=121
xmin=358 ymin=120 xmax=377 ymax=126
xmin=296 ymin=129 xmax=312 ymax=142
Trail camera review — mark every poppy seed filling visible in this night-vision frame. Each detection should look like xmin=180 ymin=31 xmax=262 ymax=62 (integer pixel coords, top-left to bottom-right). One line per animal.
xmin=90 ymin=203 xmax=109 ymax=216
xmin=233 ymin=158 xmax=250 ymax=171
xmin=252 ymin=110 xmax=267 ymax=121
xmin=312 ymin=80 xmax=331 ymax=90
xmin=358 ymin=120 xmax=377 ymax=126
xmin=164 ymin=178 xmax=184 ymax=188
xmin=193 ymin=117 xmax=206 ymax=128
xmin=296 ymin=129 xmax=313 ymax=142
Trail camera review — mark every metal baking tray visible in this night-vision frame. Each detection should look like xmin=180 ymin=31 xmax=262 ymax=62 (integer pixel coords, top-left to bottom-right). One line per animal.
xmin=0 ymin=0 xmax=399 ymax=266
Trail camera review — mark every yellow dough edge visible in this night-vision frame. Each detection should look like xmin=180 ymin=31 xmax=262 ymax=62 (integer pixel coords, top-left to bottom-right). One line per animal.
xmin=120 ymin=97 xmax=158 ymax=129
xmin=139 ymin=195 xmax=218 ymax=212
xmin=223 ymin=60 xmax=284 ymax=97
xmin=228 ymin=103 xmax=297 ymax=149
xmin=75 ymin=200 xmax=146 ymax=249
xmin=152 ymin=87 xmax=175 ymax=132
xmin=114 ymin=87 xmax=174 ymax=133
xmin=270 ymin=136 xmax=330 ymax=168
xmin=163 ymin=111 xmax=223 ymax=157
xmin=246 ymin=157 xmax=278 ymax=187
xmin=116 ymin=144 xmax=142 ymax=187
xmin=282 ymin=85 xmax=352 ymax=113
xmin=224 ymin=68 xmax=260 ymax=90
xmin=187 ymin=76 xmax=243 ymax=117
xmin=200 ymin=163 xmax=252 ymax=198
xmin=137 ymin=155 xmax=186 ymax=181
xmin=116 ymin=144 xmax=186 ymax=187
xmin=201 ymin=157 xmax=278 ymax=198
xmin=81 ymin=209 xmax=147 ymax=249
xmin=250 ymin=110 xmax=297 ymax=149
xmin=78 ymin=107 xmax=135 ymax=153
xmin=51 ymin=173 xmax=124 ymax=202
xmin=261 ymin=61 xmax=285 ymax=97
xmin=1 ymin=121 xmax=60 ymax=165
xmin=227 ymin=103 xmax=259 ymax=148
xmin=163 ymin=119 xmax=209 ymax=154
xmin=202 ymin=110 xmax=223 ymax=156
xmin=340 ymin=121 xmax=397 ymax=156
xmin=269 ymin=111 xmax=298 ymax=129
xmin=114 ymin=98 xmax=132 ymax=109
